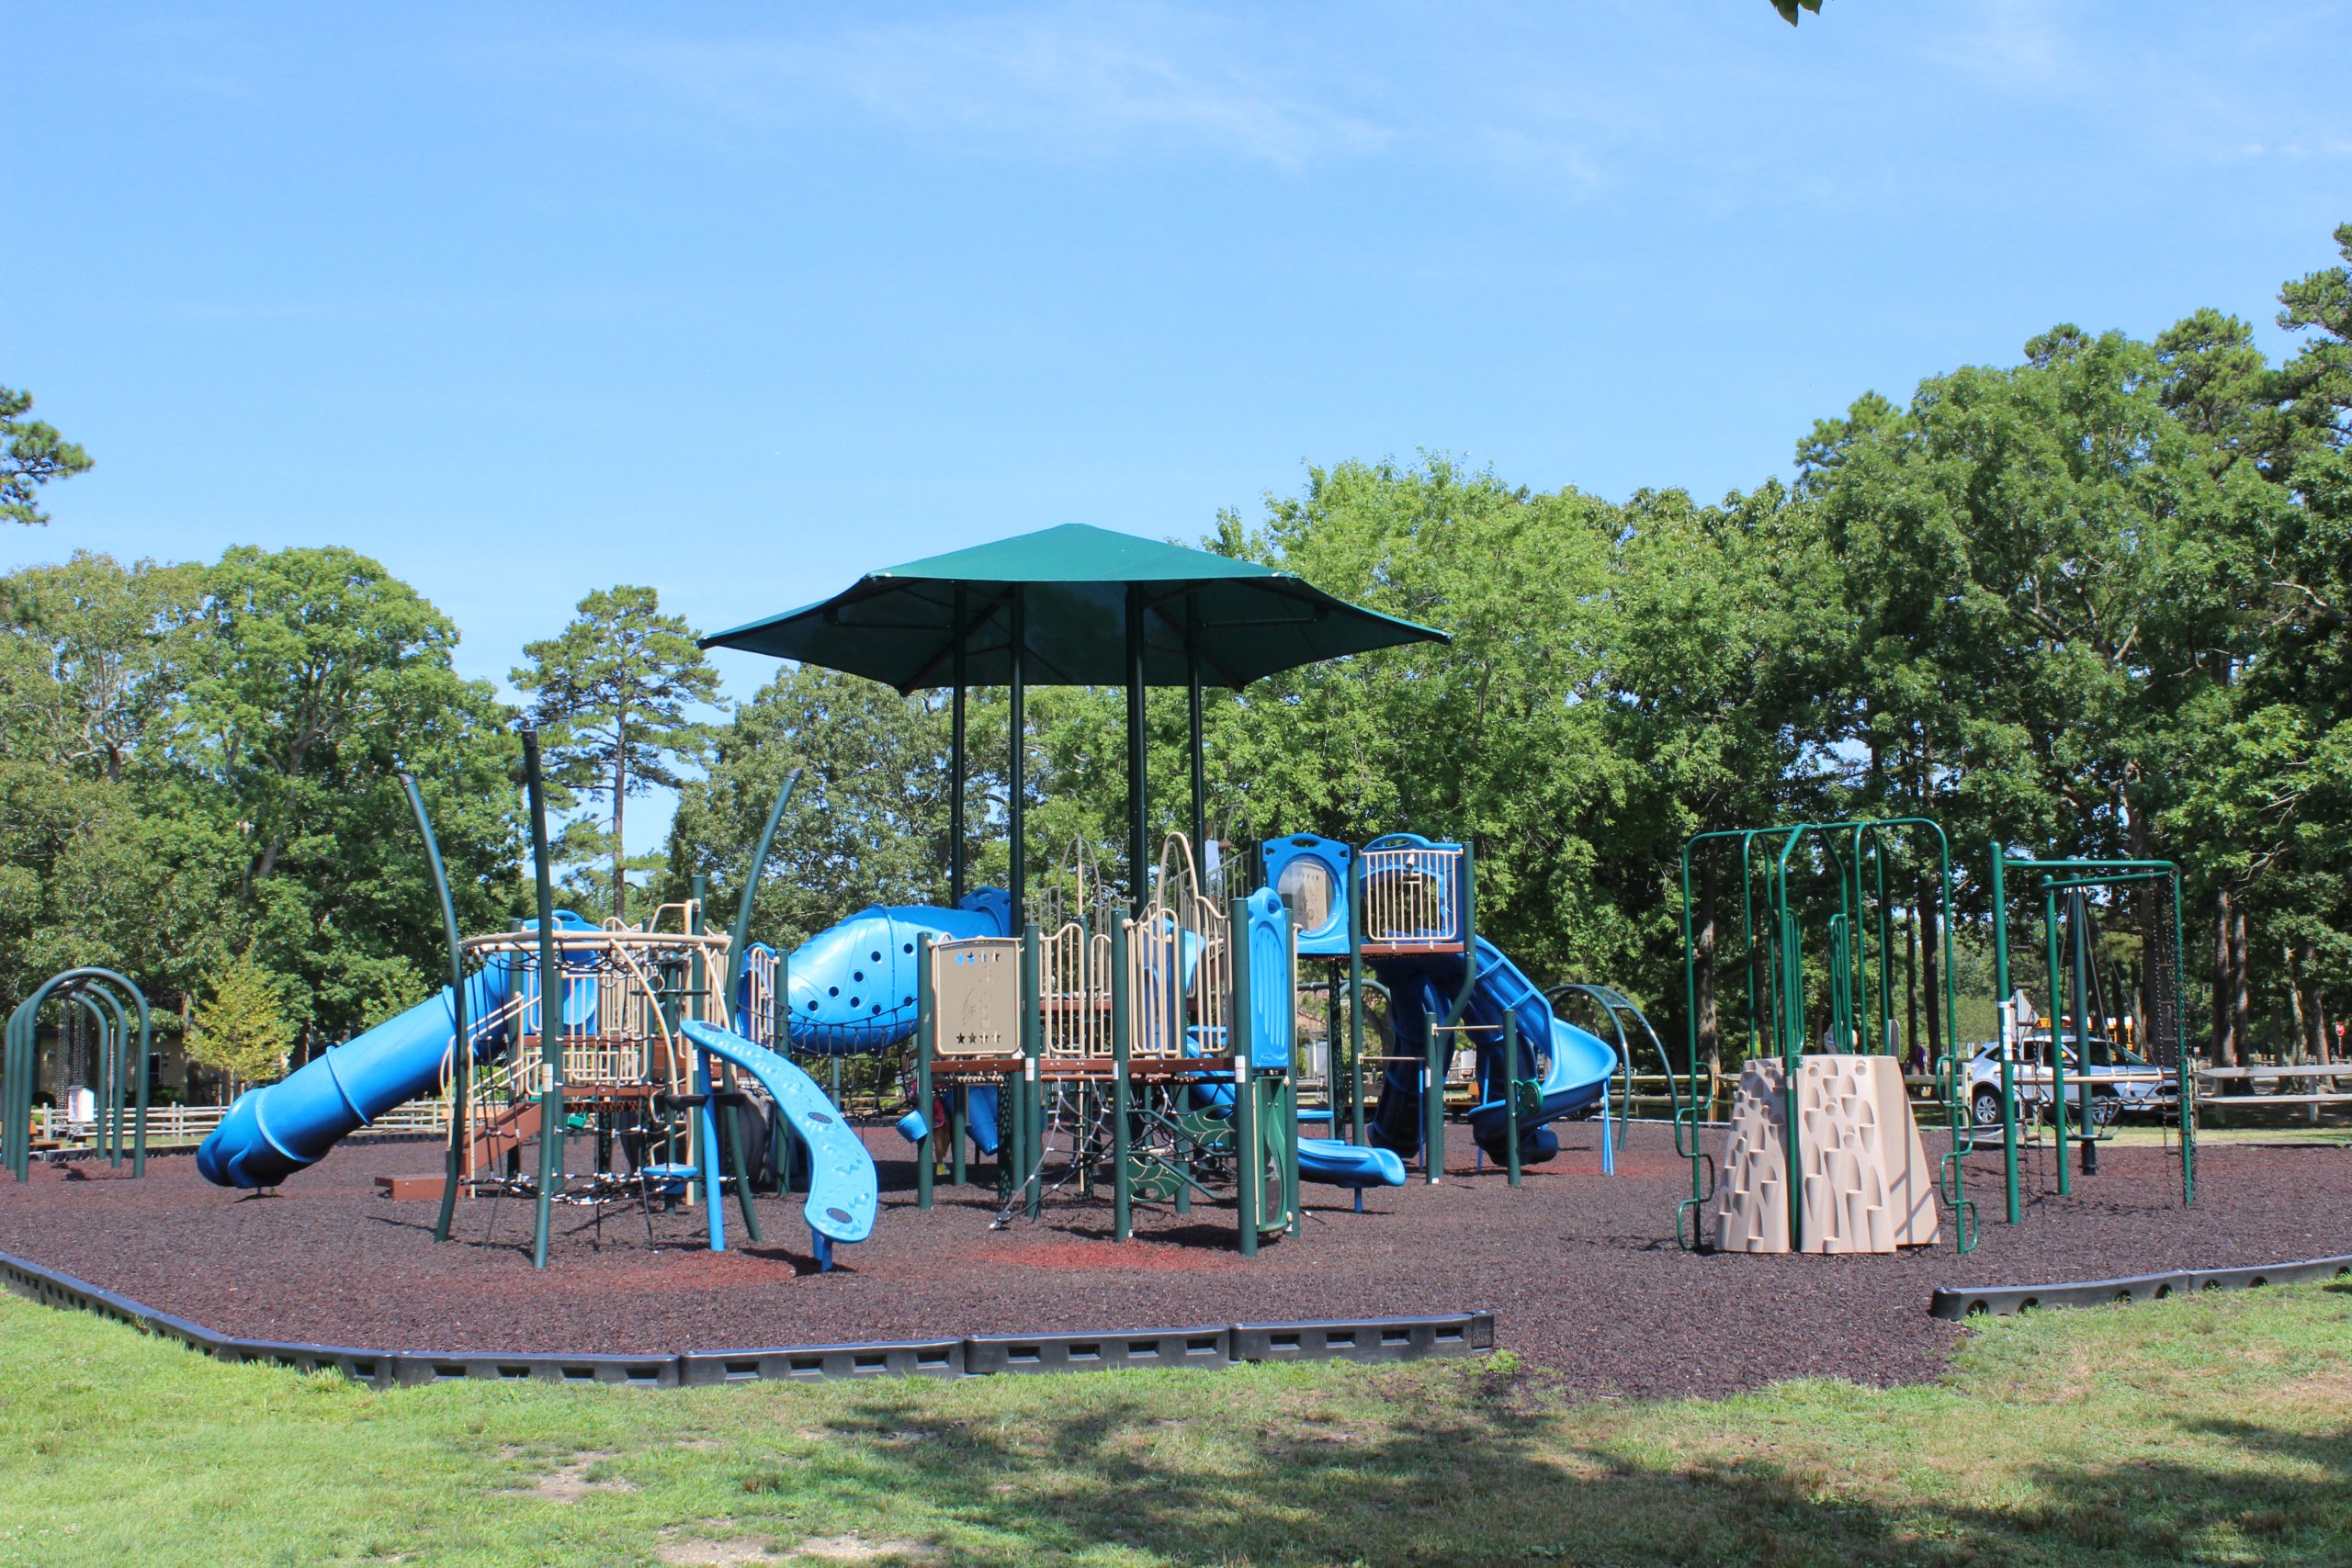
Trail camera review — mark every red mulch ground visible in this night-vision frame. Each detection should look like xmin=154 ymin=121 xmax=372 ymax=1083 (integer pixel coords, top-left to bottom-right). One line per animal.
xmin=4 ymin=1123 xmax=2344 ymax=1400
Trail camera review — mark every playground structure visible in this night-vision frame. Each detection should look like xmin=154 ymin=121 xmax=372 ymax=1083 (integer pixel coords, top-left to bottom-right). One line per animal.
xmin=908 ymin=834 xmax=1307 ymax=1254
xmin=1986 ymin=852 xmax=2195 ymax=1218
xmin=192 ymin=744 xmax=880 ymax=1271
xmin=1677 ymin=818 xmax=1975 ymax=1254
xmin=1263 ymin=833 xmax=1623 ymax=1187
xmin=3 ymin=967 xmax=153 ymax=1181
xmin=34 ymin=525 xmax=2239 ymax=1296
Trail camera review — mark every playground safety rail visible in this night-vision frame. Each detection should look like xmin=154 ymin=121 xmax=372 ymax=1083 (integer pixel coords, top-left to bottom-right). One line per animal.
xmin=0 ymin=1247 xmax=1490 ymax=1388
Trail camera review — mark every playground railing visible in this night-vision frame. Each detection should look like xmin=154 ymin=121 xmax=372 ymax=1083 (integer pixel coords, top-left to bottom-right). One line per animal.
xmin=1357 ymin=841 xmax=1463 ymax=950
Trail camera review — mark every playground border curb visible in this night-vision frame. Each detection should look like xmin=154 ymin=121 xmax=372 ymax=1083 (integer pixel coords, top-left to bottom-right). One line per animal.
xmin=1929 ymin=1251 xmax=2352 ymax=1320
xmin=0 ymin=1249 xmax=1492 ymax=1389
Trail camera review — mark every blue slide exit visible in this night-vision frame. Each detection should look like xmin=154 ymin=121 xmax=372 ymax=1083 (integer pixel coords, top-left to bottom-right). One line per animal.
xmin=681 ymin=1020 xmax=876 ymax=1262
xmin=194 ymin=913 xmax=598 ymax=1190
xmin=1365 ymin=939 xmax=1617 ymax=1166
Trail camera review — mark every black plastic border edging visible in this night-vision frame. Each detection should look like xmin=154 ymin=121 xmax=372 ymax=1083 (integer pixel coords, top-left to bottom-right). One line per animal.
xmin=0 ymin=1249 xmax=1493 ymax=1390
xmin=1929 ymin=1251 xmax=2352 ymax=1320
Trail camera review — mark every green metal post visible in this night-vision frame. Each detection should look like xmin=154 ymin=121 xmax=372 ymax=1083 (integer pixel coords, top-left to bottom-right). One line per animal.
xmin=2175 ymin=875 xmax=2195 ymax=1205
xmin=1232 ymin=896 xmax=1259 ymax=1257
xmin=402 ymin=773 xmax=472 ymax=1242
xmin=950 ymin=593 xmax=967 ymax=906
xmin=91 ymin=986 xmax=133 ymax=1167
xmin=124 ymin=976 xmax=150 ymax=1179
xmin=522 ymin=727 xmax=566 ymax=1270
xmin=694 ymin=874 xmax=762 ymax=1240
xmin=1011 ymin=586 xmax=1027 ymax=921
xmin=1782 ymin=900 xmax=1805 ymax=1248
xmin=1503 ymin=1010 xmax=1522 ymax=1188
xmin=1426 ymin=841 xmax=1476 ymax=1182
xmin=2070 ymin=888 xmax=2098 ymax=1177
xmin=1112 ymin=918 xmax=1133 ymax=1241
xmin=1347 ymin=849 xmax=1366 ymax=1145
xmin=1990 ymin=849 xmax=2020 ymax=1224
xmin=1125 ymin=584 xmax=1148 ymax=918
xmin=1187 ymin=604 xmax=1206 ymax=867
xmin=74 ymin=995 xmax=114 ymax=1164
xmin=916 ymin=932 xmax=935 ymax=1210
xmin=2044 ymin=884 xmax=2069 ymax=1198
xmin=1022 ymin=921 xmax=1043 ymax=1219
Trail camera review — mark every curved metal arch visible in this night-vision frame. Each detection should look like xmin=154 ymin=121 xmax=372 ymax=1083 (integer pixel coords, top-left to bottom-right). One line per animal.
xmin=5 ymin=965 xmax=153 ymax=1180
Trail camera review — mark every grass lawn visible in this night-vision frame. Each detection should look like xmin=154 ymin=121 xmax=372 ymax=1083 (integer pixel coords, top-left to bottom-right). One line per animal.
xmin=3 ymin=1282 xmax=2349 ymax=1567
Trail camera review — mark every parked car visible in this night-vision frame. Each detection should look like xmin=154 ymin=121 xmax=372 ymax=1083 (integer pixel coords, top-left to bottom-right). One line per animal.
xmin=1964 ymin=1032 xmax=2171 ymax=1128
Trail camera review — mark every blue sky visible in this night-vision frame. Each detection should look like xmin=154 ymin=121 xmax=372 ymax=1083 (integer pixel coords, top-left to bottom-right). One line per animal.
xmin=7 ymin=2 xmax=2349 ymax=851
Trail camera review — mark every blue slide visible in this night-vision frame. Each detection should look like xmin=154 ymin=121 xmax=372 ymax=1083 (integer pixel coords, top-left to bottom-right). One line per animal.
xmin=1367 ymin=938 xmax=1617 ymax=1167
xmin=1296 ymin=1136 xmax=1408 ymax=1190
xmin=194 ymin=912 xmax=600 ymax=1190
xmin=681 ymin=1020 xmax=876 ymax=1262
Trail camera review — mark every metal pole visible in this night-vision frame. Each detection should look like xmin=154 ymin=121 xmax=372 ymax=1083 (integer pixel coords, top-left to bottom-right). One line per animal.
xmin=695 ymin=874 xmax=760 ymax=1241
xmin=1126 ymin=584 xmax=1149 ymax=917
xmin=1990 ymin=849 xmax=2019 ymax=1224
xmin=950 ymin=590 xmax=967 ymax=905
xmin=1187 ymin=599 xmax=1205 ymax=864
xmin=522 ymin=727 xmax=566 ymax=1269
xmin=2071 ymin=888 xmax=2098 ymax=1178
xmin=1504 ymin=1010 xmax=1522 ymax=1188
xmin=2045 ymin=884 xmax=2069 ymax=1198
xmin=1021 ymin=920 xmax=1043 ymax=1219
xmin=73 ymin=995 xmax=112 ymax=1163
xmin=401 ymin=774 xmax=473 ymax=1242
xmin=1112 ymin=918 xmax=1133 ymax=1241
xmin=916 ymin=932 xmax=935 ymax=1211
xmin=1347 ymin=849 xmax=1365 ymax=1145
xmin=1010 ymin=587 xmax=1027 ymax=923
xmin=1232 ymin=896 xmax=1258 ymax=1257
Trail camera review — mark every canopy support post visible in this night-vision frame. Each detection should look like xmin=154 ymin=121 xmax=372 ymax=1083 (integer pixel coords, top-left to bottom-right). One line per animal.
xmin=950 ymin=591 xmax=967 ymax=906
xmin=1010 ymin=588 xmax=1026 ymax=922
xmin=1187 ymin=595 xmax=1205 ymax=869
xmin=1126 ymin=584 xmax=1148 ymax=918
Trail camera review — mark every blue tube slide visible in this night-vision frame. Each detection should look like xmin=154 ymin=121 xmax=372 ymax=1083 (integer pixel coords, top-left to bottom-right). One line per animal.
xmin=681 ymin=1020 xmax=876 ymax=1267
xmin=195 ymin=914 xmax=597 ymax=1190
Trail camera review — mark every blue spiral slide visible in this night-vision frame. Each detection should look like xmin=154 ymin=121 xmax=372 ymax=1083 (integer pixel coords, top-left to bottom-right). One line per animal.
xmin=1264 ymin=834 xmax=1617 ymax=1169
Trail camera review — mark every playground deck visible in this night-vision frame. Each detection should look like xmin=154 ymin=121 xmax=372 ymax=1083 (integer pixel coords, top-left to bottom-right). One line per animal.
xmin=4 ymin=1123 xmax=2345 ymax=1400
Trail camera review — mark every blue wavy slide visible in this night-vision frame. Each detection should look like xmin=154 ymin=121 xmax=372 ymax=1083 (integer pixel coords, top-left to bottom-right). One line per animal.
xmin=681 ymin=1020 xmax=876 ymax=1267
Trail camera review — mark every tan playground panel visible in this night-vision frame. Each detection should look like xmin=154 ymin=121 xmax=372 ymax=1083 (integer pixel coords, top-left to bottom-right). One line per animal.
xmin=1704 ymin=1054 xmax=1939 ymax=1254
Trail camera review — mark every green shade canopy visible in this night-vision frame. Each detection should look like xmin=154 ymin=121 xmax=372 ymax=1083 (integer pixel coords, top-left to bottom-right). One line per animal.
xmin=699 ymin=523 xmax=1446 ymax=690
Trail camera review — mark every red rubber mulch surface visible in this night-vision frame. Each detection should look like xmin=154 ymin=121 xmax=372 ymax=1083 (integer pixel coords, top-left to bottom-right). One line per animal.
xmin=3 ymin=1124 xmax=2343 ymax=1399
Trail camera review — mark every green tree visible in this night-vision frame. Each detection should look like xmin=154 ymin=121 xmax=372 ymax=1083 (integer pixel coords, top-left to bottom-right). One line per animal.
xmin=0 ymin=386 xmax=92 ymax=526
xmin=514 ymin=586 xmax=718 ymax=924
xmin=1201 ymin=456 xmax=1639 ymax=985
xmin=186 ymin=950 xmax=298 ymax=1089
xmin=171 ymin=546 xmax=522 ymax=1040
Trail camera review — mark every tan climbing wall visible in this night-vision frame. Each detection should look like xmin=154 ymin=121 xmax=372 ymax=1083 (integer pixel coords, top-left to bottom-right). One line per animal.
xmin=1702 ymin=1055 xmax=1940 ymax=1254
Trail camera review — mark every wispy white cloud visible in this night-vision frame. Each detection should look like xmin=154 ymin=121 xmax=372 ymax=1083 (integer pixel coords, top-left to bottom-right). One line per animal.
xmin=597 ymin=4 xmax=1391 ymax=171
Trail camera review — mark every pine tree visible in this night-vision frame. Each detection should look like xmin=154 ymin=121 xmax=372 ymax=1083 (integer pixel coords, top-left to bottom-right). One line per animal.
xmin=187 ymin=951 xmax=298 ymax=1092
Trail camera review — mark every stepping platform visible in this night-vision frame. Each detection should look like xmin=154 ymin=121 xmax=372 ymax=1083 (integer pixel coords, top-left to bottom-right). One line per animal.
xmin=1704 ymin=1054 xmax=1939 ymax=1254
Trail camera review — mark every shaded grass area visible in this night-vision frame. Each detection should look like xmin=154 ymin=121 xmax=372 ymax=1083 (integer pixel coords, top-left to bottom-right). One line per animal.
xmin=4 ymin=1283 xmax=2350 ymax=1566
